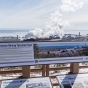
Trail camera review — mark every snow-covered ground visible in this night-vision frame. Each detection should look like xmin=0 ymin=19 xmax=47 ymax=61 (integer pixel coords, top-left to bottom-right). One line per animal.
xmin=53 ymin=86 xmax=60 ymax=88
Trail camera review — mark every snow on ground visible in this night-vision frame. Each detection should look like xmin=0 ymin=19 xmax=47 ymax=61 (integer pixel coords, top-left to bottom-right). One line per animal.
xmin=53 ymin=86 xmax=60 ymax=88
xmin=79 ymin=68 xmax=88 ymax=73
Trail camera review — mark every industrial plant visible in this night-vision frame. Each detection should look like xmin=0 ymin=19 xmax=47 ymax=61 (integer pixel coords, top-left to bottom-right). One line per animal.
xmin=23 ymin=32 xmax=88 ymax=42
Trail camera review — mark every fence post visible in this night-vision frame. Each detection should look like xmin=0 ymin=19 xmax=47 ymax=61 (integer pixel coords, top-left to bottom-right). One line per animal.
xmin=46 ymin=65 xmax=49 ymax=76
xmin=70 ymin=63 xmax=79 ymax=74
xmin=22 ymin=66 xmax=31 ymax=78
xmin=42 ymin=65 xmax=46 ymax=77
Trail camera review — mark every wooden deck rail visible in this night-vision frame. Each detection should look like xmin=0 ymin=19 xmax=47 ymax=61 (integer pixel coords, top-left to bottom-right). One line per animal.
xmin=0 ymin=63 xmax=88 ymax=75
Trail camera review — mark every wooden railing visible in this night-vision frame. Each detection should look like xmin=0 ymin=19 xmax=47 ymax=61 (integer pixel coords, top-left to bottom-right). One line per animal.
xmin=0 ymin=63 xmax=88 ymax=75
xmin=0 ymin=63 xmax=88 ymax=87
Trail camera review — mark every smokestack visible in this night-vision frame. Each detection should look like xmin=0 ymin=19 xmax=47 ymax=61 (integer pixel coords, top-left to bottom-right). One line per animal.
xmin=17 ymin=35 xmax=18 ymax=39
xmin=79 ymin=32 xmax=80 ymax=37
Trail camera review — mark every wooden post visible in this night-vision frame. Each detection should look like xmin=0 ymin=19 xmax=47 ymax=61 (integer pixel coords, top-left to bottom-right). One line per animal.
xmin=22 ymin=66 xmax=31 ymax=78
xmin=70 ymin=63 xmax=79 ymax=74
xmin=42 ymin=65 xmax=46 ymax=77
xmin=46 ymin=65 xmax=49 ymax=76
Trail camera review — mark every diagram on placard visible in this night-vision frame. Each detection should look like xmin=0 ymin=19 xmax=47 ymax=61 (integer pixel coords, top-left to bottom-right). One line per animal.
xmin=33 ymin=42 xmax=88 ymax=59
xmin=1 ymin=77 xmax=52 ymax=88
xmin=57 ymin=74 xmax=88 ymax=88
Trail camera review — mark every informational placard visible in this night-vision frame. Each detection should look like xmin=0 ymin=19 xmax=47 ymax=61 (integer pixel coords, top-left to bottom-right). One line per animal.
xmin=1 ymin=77 xmax=52 ymax=88
xmin=57 ymin=73 xmax=88 ymax=88
xmin=0 ymin=42 xmax=88 ymax=67
xmin=0 ymin=42 xmax=34 ymax=67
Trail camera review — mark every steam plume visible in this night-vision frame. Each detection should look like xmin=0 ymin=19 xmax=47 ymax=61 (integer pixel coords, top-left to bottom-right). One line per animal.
xmin=24 ymin=11 xmax=69 ymax=39
xmin=24 ymin=0 xmax=83 ymax=39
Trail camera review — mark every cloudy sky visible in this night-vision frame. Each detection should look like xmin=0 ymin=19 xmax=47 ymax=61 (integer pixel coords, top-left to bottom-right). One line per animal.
xmin=0 ymin=0 xmax=88 ymax=36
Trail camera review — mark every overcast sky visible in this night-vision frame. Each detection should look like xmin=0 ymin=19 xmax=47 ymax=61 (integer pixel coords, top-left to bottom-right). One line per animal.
xmin=0 ymin=0 xmax=88 ymax=36
xmin=0 ymin=0 xmax=88 ymax=30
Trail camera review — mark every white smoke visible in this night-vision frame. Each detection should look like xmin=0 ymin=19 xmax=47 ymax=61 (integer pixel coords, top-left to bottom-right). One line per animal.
xmin=25 ymin=11 xmax=69 ymax=39
xmin=24 ymin=0 xmax=83 ymax=39
xmin=43 ymin=11 xmax=70 ymax=38
xmin=60 ymin=0 xmax=83 ymax=12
